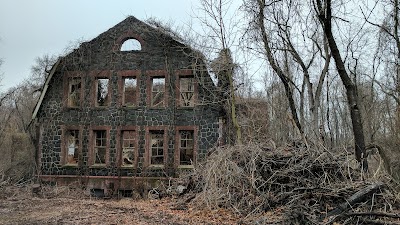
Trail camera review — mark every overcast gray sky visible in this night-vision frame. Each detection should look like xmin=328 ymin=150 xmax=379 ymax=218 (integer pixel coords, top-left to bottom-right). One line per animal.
xmin=0 ymin=0 xmax=196 ymax=91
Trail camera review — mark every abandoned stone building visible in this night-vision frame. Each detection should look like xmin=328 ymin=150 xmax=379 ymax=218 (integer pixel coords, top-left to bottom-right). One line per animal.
xmin=31 ymin=16 xmax=222 ymax=195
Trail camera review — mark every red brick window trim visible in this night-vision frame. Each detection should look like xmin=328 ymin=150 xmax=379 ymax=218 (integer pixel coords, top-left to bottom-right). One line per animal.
xmin=175 ymin=126 xmax=198 ymax=168
xmin=146 ymin=70 xmax=168 ymax=108
xmin=117 ymin=70 xmax=141 ymax=107
xmin=117 ymin=126 xmax=138 ymax=168
xmin=89 ymin=126 xmax=111 ymax=167
xmin=89 ymin=71 xmax=112 ymax=108
xmin=113 ymin=31 xmax=145 ymax=52
xmin=145 ymin=126 xmax=168 ymax=167
xmin=61 ymin=126 xmax=83 ymax=166
xmin=63 ymin=72 xmax=84 ymax=109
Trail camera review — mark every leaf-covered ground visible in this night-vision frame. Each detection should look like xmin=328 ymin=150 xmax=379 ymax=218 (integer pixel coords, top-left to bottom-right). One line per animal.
xmin=0 ymin=196 xmax=242 ymax=225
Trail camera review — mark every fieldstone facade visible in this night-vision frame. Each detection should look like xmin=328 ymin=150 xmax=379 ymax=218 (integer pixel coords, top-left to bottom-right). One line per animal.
xmin=32 ymin=16 xmax=222 ymax=194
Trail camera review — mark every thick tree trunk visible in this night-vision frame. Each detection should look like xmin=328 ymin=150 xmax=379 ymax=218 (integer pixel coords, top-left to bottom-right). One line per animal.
xmin=317 ymin=0 xmax=368 ymax=170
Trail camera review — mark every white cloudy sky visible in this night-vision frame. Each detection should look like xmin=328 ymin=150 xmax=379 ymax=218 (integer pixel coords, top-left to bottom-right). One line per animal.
xmin=0 ymin=0 xmax=199 ymax=91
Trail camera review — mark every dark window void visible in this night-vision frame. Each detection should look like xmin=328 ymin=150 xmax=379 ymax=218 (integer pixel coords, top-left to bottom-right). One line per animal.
xmin=121 ymin=38 xmax=142 ymax=51
xmin=179 ymin=130 xmax=194 ymax=165
xmin=150 ymin=131 xmax=164 ymax=165
xmin=123 ymin=77 xmax=137 ymax=106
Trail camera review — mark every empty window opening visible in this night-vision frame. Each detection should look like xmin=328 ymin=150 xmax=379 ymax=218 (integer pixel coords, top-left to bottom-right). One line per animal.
xmin=96 ymin=78 xmax=110 ymax=107
xmin=123 ymin=77 xmax=137 ymax=106
xmin=121 ymin=38 xmax=142 ymax=51
xmin=94 ymin=130 xmax=107 ymax=165
xmin=118 ymin=189 xmax=133 ymax=198
xmin=179 ymin=130 xmax=194 ymax=165
xmin=66 ymin=130 xmax=79 ymax=165
xmin=151 ymin=77 xmax=165 ymax=107
xmin=179 ymin=77 xmax=194 ymax=107
xmin=67 ymin=77 xmax=81 ymax=107
xmin=150 ymin=131 xmax=164 ymax=165
xmin=122 ymin=130 xmax=135 ymax=167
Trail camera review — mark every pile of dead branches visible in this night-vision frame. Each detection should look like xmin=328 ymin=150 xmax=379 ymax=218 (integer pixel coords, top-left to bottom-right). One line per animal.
xmin=188 ymin=142 xmax=400 ymax=224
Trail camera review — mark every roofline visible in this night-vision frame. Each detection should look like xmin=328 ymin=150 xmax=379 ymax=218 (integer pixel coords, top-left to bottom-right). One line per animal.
xmin=30 ymin=58 xmax=61 ymax=123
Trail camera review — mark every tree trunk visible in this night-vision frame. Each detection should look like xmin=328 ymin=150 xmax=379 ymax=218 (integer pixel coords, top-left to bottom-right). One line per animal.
xmin=316 ymin=0 xmax=368 ymax=170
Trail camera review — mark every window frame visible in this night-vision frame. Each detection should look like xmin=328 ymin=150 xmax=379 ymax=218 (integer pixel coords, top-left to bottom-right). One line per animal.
xmin=113 ymin=31 xmax=145 ymax=52
xmin=90 ymin=71 xmax=112 ymax=108
xmin=175 ymin=70 xmax=197 ymax=108
xmin=117 ymin=70 xmax=141 ymax=107
xmin=146 ymin=70 xmax=168 ymax=108
xmin=145 ymin=126 xmax=168 ymax=168
xmin=175 ymin=126 xmax=198 ymax=168
xmin=117 ymin=126 xmax=138 ymax=168
xmin=63 ymin=72 xmax=84 ymax=109
xmin=89 ymin=126 xmax=111 ymax=167
xmin=61 ymin=126 xmax=83 ymax=166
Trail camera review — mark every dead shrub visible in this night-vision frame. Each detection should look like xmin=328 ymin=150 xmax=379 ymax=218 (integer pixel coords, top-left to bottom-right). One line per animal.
xmin=188 ymin=142 xmax=400 ymax=224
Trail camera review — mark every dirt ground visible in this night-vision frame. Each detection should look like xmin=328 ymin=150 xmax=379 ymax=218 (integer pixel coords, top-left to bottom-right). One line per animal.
xmin=0 ymin=185 xmax=241 ymax=225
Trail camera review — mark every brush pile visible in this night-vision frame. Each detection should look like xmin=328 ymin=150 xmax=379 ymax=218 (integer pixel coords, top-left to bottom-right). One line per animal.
xmin=186 ymin=142 xmax=400 ymax=224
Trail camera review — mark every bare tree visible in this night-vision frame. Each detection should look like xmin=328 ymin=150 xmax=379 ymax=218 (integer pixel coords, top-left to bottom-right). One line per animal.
xmin=314 ymin=0 xmax=368 ymax=170
xmin=243 ymin=0 xmax=334 ymax=145
xmin=196 ymin=0 xmax=243 ymax=144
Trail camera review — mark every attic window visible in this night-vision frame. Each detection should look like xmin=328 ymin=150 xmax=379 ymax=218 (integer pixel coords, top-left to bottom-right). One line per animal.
xmin=121 ymin=38 xmax=142 ymax=51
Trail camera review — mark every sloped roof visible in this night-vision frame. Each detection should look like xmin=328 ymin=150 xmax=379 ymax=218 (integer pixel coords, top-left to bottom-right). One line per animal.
xmin=30 ymin=58 xmax=61 ymax=123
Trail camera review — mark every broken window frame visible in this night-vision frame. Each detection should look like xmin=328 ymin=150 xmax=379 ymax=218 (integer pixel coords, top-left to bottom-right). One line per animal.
xmin=67 ymin=77 xmax=82 ymax=108
xmin=179 ymin=76 xmax=195 ymax=107
xmin=178 ymin=130 xmax=194 ymax=166
xmin=146 ymin=127 xmax=167 ymax=167
xmin=90 ymin=128 xmax=110 ymax=167
xmin=122 ymin=77 xmax=137 ymax=107
xmin=62 ymin=127 xmax=82 ymax=166
xmin=121 ymin=130 xmax=136 ymax=168
xmin=95 ymin=77 xmax=110 ymax=107
xmin=175 ymin=126 xmax=197 ymax=168
xmin=150 ymin=77 xmax=165 ymax=107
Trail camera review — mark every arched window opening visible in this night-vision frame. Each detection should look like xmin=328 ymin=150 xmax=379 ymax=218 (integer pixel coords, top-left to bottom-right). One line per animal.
xmin=120 ymin=38 xmax=142 ymax=51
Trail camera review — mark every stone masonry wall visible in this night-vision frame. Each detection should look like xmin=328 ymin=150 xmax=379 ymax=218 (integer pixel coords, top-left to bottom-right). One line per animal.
xmin=36 ymin=17 xmax=221 ymax=179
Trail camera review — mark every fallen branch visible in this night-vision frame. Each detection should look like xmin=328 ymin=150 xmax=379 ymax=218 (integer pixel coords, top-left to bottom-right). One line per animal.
xmin=326 ymin=182 xmax=385 ymax=217
xmin=362 ymin=219 xmax=400 ymax=225
xmin=345 ymin=211 xmax=400 ymax=219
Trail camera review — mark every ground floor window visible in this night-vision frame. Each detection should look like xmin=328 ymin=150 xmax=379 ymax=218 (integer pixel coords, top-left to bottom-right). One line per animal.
xmin=179 ymin=130 xmax=194 ymax=165
xmin=93 ymin=130 xmax=107 ymax=165
xmin=149 ymin=130 xmax=165 ymax=166
xmin=121 ymin=130 xmax=136 ymax=167
xmin=64 ymin=129 xmax=80 ymax=165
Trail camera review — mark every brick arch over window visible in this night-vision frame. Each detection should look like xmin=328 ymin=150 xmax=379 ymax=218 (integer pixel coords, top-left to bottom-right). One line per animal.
xmin=113 ymin=31 xmax=145 ymax=51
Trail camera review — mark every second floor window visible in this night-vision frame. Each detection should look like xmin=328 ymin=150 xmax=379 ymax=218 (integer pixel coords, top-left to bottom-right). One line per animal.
xmin=151 ymin=77 xmax=165 ymax=107
xmin=123 ymin=77 xmax=137 ymax=107
xmin=179 ymin=77 xmax=194 ymax=107
xmin=67 ymin=77 xmax=81 ymax=108
xmin=96 ymin=78 xmax=110 ymax=107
